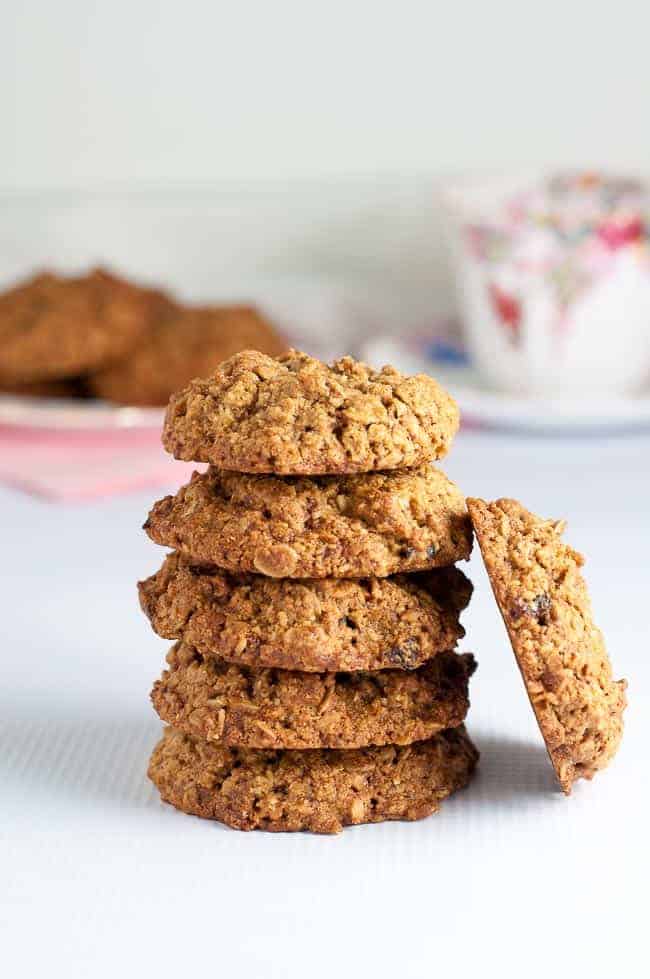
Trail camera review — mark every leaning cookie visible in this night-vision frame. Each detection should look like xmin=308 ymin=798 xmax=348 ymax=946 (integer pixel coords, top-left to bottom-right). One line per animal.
xmin=162 ymin=348 xmax=460 ymax=474
xmin=138 ymin=552 xmax=472 ymax=672
xmin=144 ymin=465 xmax=472 ymax=579
xmin=0 ymin=268 xmax=160 ymax=383
xmin=89 ymin=304 xmax=286 ymax=407
xmin=148 ymin=724 xmax=479 ymax=833
xmin=467 ymin=497 xmax=627 ymax=794
xmin=151 ymin=643 xmax=475 ymax=749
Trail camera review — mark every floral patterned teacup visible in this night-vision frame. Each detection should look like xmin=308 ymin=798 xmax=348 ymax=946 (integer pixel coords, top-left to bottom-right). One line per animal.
xmin=443 ymin=172 xmax=650 ymax=396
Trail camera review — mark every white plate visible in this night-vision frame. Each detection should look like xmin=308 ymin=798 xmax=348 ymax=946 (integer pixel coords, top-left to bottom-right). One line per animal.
xmin=361 ymin=336 xmax=650 ymax=433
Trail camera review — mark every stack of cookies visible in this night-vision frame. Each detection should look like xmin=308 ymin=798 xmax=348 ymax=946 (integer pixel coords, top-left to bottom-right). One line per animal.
xmin=141 ymin=349 xmax=478 ymax=833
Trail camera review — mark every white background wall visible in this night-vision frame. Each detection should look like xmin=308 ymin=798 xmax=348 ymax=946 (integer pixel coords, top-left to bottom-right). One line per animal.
xmin=2 ymin=0 xmax=649 ymax=324
xmin=2 ymin=0 xmax=649 ymax=190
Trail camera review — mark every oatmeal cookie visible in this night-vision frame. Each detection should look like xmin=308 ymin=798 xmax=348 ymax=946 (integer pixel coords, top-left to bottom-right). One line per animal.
xmin=0 ymin=268 xmax=160 ymax=383
xmin=148 ymin=724 xmax=478 ymax=833
xmin=89 ymin=304 xmax=286 ymax=407
xmin=139 ymin=552 xmax=471 ymax=671
xmin=144 ymin=465 xmax=472 ymax=579
xmin=151 ymin=643 xmax=475 ymax=749
xmin=467 ymin=497 xmax=627 ymax=793
xmin=162 ymin=348 xmax=459 ymax=473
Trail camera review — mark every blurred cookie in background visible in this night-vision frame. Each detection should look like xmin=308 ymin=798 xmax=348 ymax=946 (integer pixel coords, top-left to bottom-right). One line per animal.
xmin=87 ymin=302 xmax=287 ymax=406
xmin=0 ymin=266 xmax=288 ymax=407
xmin=0 ymin=268 xmax=160 ymax=384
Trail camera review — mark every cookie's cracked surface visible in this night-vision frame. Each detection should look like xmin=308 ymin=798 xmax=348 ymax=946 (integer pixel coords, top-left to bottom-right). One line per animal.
xmin=148 ymin=724 xmax=478 ymax=833
xmin=144 ymin=465 xmax=472 ymax=579
xmin=151 ymin=643 xmax=475 ymax=749
xmin=162 ymin=349 xmax=459 ymax=473
xmin=0 ymin=268 xmax=159 ymax=383
xmin=90 ymin=305 xmax=286 ymax=407
xmin=468 ymin=497 xmax=627 ymax=794
xmin=139 ymin=552 xmax=471 ymax=672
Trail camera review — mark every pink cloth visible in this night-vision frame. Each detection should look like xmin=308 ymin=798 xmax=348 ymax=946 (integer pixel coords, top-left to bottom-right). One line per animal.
xmin=0 ymin=425 xmax=199 ymax=501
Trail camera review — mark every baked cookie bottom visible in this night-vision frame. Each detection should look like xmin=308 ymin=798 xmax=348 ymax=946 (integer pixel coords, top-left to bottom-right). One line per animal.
xmin=144 ymin=464 xmax=472 ymax=579
xmin=0 ymin=378 xmax=85 ymax=398
xmin=138 ymin=552 xmax=471 ymax=672
xmin=151 ymin=644 xmax=476 ymax=749
xmin=148 ymin=725 xmax=478 ymax=833
xmin=468 ymin=497 xmax=627 ymax=793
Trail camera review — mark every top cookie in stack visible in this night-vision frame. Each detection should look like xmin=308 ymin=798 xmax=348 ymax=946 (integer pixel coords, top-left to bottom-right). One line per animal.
xmin=161 ymin=348 xmax=460 ymax=473
xmin=144 ymin=349 xmax=477 ymax=833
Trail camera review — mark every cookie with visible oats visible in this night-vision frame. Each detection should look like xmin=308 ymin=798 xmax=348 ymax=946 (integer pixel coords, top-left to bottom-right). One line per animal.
xmin=148 ymin=724 xmax=478 ymax=833
xmin=139 ymin=551 xmax=471 ymax=672
xmin=151 ymin=642 xmax=475 ymax=749
xmin=89 ymin=304 xmax=286 ymax=407
xmin=162 ymin=348 xmax=460 ymax=474
xmin=144 ymin=465 xmax=472 ymax=579
xmin=0 ymin=268 xmax=159 ymax=383
xmin=467 ymin=497 xmax=627 ymax=794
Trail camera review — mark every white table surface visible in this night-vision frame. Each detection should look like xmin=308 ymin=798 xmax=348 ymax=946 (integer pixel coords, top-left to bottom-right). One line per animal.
xmin=3 ymin=429 xmax=648 ymax=979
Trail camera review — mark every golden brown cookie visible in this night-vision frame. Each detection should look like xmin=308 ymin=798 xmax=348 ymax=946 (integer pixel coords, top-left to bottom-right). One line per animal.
xmin=144 ymin=465 xmax=472 ymax=579
xmin=162 ymin=348 xmax=460 ymax=473
xmin=467 ymin=497 xmax=627 ymax=794
xmin=139 ymin=552 xmax=472 ymax=672
xmin=89 ymin=304 xmax=286 ymax=407
xmin=151 ymin=642 xmax=475 ymax=749
xmin=148 ymin=724 xmax=478 ymax=833
xmin=0 ymin=268 xmax=160 ymax=383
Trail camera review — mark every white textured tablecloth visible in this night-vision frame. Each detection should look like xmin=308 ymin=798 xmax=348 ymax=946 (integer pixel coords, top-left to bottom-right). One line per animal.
xmin=3 ymin=430 xmax=648 ymax=979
